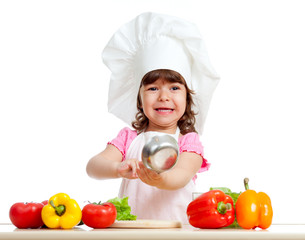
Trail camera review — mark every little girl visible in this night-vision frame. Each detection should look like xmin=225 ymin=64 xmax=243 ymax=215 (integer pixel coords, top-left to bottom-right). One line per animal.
xmin=86 ymin=12 xmax=220 ymax=224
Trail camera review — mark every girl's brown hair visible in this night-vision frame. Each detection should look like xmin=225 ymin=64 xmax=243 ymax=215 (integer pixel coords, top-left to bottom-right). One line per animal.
xmin=131 ymin=69 xmax=197 ymax=135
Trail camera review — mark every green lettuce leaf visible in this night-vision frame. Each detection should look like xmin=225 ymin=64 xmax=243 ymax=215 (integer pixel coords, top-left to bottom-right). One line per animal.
xmin=107 ymin=196 xmax=137 ymax=221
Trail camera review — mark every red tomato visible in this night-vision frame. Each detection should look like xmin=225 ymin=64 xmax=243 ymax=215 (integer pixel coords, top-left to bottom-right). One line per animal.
xmin=82 ymin=202 xmax=117 ymax=228
xmin=9 ymin=202 xmax=44 ymax=229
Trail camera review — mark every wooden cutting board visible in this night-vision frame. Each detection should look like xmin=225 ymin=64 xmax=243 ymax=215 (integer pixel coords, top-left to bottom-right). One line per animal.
xmin=109 ymin=219 xmax=182 ymax=229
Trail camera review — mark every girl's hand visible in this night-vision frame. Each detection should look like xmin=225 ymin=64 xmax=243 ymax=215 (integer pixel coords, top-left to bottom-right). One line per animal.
xmin=137 ymin=162 xmax=163 ymax=187
xmin=117 ymin=159 xmax=140 ymax=179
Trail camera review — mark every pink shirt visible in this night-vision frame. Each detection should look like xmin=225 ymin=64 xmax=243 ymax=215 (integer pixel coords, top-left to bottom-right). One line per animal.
xmin=108 ymin=127 xmax=210 ymax=180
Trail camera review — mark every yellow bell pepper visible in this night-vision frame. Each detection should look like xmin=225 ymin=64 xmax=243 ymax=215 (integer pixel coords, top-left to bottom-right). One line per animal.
xmin=41 ymin=193 xmax=82 ymax=229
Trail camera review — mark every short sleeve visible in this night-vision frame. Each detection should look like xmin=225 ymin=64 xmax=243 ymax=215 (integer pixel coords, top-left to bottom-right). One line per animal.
xmin=108 ymin=127 xmax=138 ymax=161
xmin=178 ymin=132 xmax=210 ymax=176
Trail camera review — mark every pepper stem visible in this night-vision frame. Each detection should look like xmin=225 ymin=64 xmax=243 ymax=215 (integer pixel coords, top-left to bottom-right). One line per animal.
xmin=244 ymin=178 xmax=250 ymax=190
xmin=50 ymin=200 xmax=66 ymax=216
xmin=217 ymin=201 xmax=232 ymax=214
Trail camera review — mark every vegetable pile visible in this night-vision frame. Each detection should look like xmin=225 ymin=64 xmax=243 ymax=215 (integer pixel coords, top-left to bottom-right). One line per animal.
xmin=187 ymin=178 xmax=273 ymax=229
xmin=9 ymin=193 xmax=136 ymax=229
xmin=9 ymin=178 xmax=273 ymax=230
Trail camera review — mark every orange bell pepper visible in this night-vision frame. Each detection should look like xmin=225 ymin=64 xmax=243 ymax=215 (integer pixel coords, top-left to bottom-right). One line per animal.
xmin=235 ymin=178 xmax=273 ymax=229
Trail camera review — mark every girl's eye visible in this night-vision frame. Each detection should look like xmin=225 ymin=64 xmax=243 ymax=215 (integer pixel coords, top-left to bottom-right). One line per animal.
xmin=148 ymin=87 xmax=157 ymax=91
xmin=171 ymin=86 xmax=180 ymax=90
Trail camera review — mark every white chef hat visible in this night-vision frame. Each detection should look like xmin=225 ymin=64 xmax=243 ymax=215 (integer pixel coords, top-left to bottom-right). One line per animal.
xmin=102 ymin=12 xmax=220 ymax=135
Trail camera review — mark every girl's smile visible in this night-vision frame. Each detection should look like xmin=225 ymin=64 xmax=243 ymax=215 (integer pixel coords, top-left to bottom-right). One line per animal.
xmin=140 ymin=78 xmax=187 ymax=133
xmin=155 ymin=108 xmax=174 ymax=114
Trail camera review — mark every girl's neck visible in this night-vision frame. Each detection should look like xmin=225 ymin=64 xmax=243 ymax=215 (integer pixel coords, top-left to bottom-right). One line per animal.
xmin=145 ymin=124 xmax=178 ymax=134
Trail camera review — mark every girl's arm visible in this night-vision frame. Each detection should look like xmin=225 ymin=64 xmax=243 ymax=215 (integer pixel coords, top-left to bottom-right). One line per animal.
xmin=137 ymin=151 xmax=202 ymax=190
xmin=86 ymin=144 xmax=139 ymax=180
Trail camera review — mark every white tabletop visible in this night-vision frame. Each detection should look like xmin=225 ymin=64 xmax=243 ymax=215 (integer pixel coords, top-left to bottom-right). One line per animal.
xmin=1 ymin=223 xmax=305 ymax=240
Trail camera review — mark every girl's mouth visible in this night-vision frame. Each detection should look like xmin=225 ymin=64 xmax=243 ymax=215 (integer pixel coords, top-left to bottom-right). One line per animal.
xmin=155 ymin=108 xmax=174 ymax=113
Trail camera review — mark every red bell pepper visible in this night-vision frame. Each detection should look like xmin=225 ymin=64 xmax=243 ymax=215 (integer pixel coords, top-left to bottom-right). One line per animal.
xmin=187 ymin=190 xmax=235 ymax=228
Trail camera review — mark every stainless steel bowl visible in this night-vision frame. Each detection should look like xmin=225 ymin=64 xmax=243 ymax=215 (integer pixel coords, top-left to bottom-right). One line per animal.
xmin=142 ymin=135 xmax=179 ymax=173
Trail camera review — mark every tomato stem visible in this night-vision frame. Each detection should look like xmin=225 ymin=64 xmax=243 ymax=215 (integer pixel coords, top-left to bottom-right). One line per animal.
xmin=244 ymin=178 xmax=249 ymax=190
xmin=50 ymin=200 xmax=66 ymax=216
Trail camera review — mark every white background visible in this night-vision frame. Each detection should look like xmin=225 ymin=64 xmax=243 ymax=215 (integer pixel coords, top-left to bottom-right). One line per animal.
xmin=1 ymin=0 xmax=304 ymax=224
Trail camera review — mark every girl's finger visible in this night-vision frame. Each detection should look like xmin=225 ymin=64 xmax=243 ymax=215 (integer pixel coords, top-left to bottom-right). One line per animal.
xmin=131 ymin=161 xmax=138 ymax=178
xmin=136 ymin=160 xmax=140 ymax=170
xmin=137 ymin=163 xmax=148 ymax=181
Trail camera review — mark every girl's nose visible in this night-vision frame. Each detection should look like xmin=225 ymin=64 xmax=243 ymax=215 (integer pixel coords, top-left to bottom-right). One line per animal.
xmin=158 ymin=89 xmax=170 ymax=101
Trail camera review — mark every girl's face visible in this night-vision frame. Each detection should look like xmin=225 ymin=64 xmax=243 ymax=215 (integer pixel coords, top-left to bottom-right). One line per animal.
xmin=139 ymin=78 xmax=187 ymax=133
